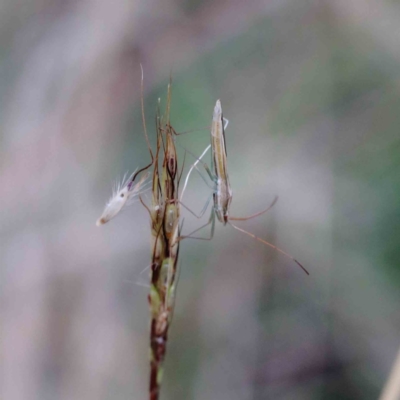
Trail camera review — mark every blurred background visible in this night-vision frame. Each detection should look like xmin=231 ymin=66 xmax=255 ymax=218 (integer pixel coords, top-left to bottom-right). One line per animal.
xmin=1 ymin=0 xmax=400 ymax=399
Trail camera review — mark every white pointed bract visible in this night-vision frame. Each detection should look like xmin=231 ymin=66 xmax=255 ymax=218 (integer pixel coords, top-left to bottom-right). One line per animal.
xmin=96 ymin=171 xmax=149 ymax=226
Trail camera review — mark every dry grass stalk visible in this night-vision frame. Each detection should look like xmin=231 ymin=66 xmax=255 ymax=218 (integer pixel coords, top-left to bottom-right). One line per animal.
xmin=141 ymin=83 xmax=181 ymax=400
xmin=97 ymin=74 xmax=183 ymax=399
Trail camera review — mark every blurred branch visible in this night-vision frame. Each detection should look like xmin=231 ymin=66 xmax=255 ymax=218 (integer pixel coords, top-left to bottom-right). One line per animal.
xmin=380 ymin=347 xmax=400 ymax=400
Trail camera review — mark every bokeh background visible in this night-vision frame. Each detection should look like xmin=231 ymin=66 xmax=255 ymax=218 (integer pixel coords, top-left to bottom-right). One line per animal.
xmin=1 ymin=1 xmax=400 ymax=399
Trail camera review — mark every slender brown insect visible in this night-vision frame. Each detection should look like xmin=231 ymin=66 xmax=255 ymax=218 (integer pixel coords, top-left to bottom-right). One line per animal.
xmin=183 ymin=100 xmax=309 ymax=275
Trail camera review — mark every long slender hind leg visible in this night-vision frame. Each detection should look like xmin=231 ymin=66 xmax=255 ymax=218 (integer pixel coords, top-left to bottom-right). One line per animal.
xmin=180 ymin=194 xmax=213 ymax=219
xmin=229 ymin=196 xmax=279 ymax=221
xmin=179 ymin=208 xmax=216 ymax=241
xmin=228 ymin=222 xmax=309 ymax=275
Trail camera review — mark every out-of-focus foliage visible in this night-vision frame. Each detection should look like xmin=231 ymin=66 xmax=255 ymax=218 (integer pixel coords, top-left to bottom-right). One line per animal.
xmin=1 ymin=1 xmax=400 ymax=399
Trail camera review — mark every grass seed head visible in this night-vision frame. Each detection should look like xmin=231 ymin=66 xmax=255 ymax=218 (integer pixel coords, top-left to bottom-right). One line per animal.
xmin=96 ymin=171 xmax=149 ymax=226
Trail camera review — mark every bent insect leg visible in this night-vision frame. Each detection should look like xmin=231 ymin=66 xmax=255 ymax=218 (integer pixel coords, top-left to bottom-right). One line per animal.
xmin=228 ymin=222 xmax=309 ymax=275
xmin=229 ymin=196 xmax=279 ymax=222
xmin=179 ymin=206 xmax=216 ymax=241
xmin=179 ymin=193 xmax=213 ymax=219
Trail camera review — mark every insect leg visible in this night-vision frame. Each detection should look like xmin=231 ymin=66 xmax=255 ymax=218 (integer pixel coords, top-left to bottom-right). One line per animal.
xmin=179 ymin=193 xmax=213 ymax=219
xmin=179 ymin=207 xmax=216 ymax=241
xmin=229 ymin=196 xmax=279 ymax=221
xmin=228 ymin=222 xmax=309 ymax=275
